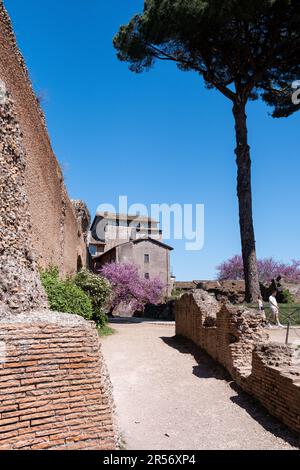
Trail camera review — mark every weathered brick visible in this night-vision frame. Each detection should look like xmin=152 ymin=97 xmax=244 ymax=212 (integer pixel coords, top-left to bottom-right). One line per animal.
xmin=175 ymin=293 xmax=300 ymax=436
xmin=0 ymin=420 xmax=30 ymax=434
xmin=0 ymin=404 xmax=18 ymax=414
xmin=0 ymin=430 xmax=19 ymax=441
xmin=3 ymin=361 xmax=38 ymax=369
xmin=0 ymin=319 xmax=116 ymax=449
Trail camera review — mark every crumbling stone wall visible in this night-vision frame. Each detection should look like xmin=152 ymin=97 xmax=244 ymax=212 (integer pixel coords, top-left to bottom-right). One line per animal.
xmin=175 ymin=280 xmax=246 ymax=304
xmin=175 ymin=291 xmax=300 ymax=435
xmin=0 ymin=312 xmax=118 ymax=450
xmin=0 ymin=1 xmax=118 ymax=450
xmin=0 ymin=1 xmax=87 ymax=275
xmin=0 ymin=91 xmax=46 ymax=312
xmin=72 ymin=200 xmax=91 ymax=241
xmin=175 ymin=290 xmax=267 ymax=376
xmin=247 ymin=343 xmax=300 ymax=434
xmin=196 ymin=280 xmax=246 ymax=304
xmin=0 ymin=92 xmax=118 ymax=446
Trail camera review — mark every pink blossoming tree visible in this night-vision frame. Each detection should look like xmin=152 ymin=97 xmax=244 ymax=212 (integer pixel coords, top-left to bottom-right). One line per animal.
xmin=100 ymin=262 xmax=165 ymax=314
xmin=217 ymin=256 xmax=300 ymax=284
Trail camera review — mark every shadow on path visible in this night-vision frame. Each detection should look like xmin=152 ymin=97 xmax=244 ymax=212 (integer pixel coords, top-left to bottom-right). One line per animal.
xmin=161 ymin=335 xmax=230 ymax=381
xmin=109 ymin=317 xmax=175 ymax=325
xmin=229 ymin=381 xmax=300 ymax=449
xmin=161 ymin=335 xmax=300 ymax=449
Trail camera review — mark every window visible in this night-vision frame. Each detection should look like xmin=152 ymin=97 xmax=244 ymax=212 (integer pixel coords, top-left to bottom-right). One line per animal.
xmin=89 ymin=245 xmax=97 ymax=256
xmin=144 ymin=254 xmax=150 ymax=264
xmin=77 ymin=256 xmax=83 ymax=272
xmin=144 ymin=273 xmax=150 ymax=280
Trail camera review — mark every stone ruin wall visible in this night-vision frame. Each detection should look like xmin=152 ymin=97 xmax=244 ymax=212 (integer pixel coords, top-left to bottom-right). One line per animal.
xmin=0 ymin=89 xmax=118 ymax=449
xmin=0 ymin=86 xmax=46 ymax=313
xmin=0 ymin=1 xmax=88 ymax=277
xmin=0 ymin=312 xmax=117 ymax=450
xmin=0 ymin=1 xmax=118 ymax=449
xmin=175 ymin=291 xmax=300 ymax=435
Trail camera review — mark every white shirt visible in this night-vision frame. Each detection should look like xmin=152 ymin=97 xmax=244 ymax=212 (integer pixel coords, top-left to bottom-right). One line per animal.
xmin=269 ymin=295 xmax=278 ymax=311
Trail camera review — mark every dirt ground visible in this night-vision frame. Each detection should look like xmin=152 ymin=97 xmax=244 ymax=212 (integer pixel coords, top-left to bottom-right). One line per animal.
xmin=101 ymin=322 xmax=300 ymax=450
xmin=268 ymin=326 xmax=300 ymax=346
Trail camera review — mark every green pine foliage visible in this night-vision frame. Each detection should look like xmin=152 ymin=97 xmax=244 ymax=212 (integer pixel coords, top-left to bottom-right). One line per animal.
xmin=114 ymin=0 xmax=300 ymax=118
xmin=114 ymin=0 xmax=300 ymax=302
xmin=281 ymin=289 xmax=295 ymax=305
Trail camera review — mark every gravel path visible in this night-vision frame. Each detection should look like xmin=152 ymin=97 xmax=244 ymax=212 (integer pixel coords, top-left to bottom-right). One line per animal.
xmin=101 ymin=322 xmax=300 ymax=450
xmin=269 ymin=327 xmax=300 ymax=346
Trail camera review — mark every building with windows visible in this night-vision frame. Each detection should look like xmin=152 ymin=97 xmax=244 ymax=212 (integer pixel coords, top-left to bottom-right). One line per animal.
xmin=88 ymin=212 xmax=174 ymax=296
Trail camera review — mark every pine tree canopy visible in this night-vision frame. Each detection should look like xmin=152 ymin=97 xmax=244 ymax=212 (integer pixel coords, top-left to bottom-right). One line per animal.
xmin=114 ymin=0 xmax=300 ymax=117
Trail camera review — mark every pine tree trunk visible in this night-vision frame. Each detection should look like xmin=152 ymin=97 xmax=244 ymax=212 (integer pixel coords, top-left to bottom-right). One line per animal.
xmin=233 ymin=100 xmax=260 ymax=303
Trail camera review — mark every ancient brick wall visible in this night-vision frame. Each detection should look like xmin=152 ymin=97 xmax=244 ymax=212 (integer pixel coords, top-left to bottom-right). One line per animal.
xmin=0 ymin=89 xmax=46 ymax=312
xmin=247 ymin=343 xmax=300 ymax=434
xmin=0 ymin=1 xmax=117 ymax=450
xmin=175 ymin=291 xmax=300 ymax=435
xmin=0 ymin=1 xmax=88 ymax=276
xmin=0 ymin=312 xmax=118 ymax=450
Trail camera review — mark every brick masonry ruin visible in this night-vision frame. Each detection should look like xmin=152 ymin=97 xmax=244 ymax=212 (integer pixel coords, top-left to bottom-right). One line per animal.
xmin=0 ymin=312 xmax=116 ymax=450
xmin=0 ymin=90 xmax=47 ymax=313
xmin=175 ymin=291 xmax=300 ymax=435
xmin=0 ymin=1 xmax=88 ymax=276
xmin=0 ymin=1 xmax=118 ymax=449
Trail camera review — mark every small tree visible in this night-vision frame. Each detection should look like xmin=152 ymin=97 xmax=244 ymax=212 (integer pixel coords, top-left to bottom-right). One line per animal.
xmin=100 ymin=262 xmax=164 ymax=314
xmin=40 ymin=267 xmax=93 ymax=320
xmin=217 ymin=255 xmax=245 ymax=281
xmin=74 ymin=270 xmax=112 ymax=326
xmin=114 ymin=0 xmax=300 ymax=302
xmin=217 ymin=255 xmax=300 ymax=283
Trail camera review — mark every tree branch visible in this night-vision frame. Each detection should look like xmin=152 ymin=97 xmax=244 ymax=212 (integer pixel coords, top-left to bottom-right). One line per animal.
xmin=134 ymin=35 xmax=236 ymax=101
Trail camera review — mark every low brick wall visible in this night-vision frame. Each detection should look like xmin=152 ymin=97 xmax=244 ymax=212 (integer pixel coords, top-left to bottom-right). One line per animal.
xmin=0 ymin=312 xmax=118 ymax=450
xmin=175 ymin=291 xmax=300 ymax=435
xmin=246 ymin=344 xmax=300 ymax=434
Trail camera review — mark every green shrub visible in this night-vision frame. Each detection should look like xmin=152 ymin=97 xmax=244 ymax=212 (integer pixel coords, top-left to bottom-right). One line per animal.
xmin=281 ymin=289 xmax=295 ymax=304
xmin=73 ymin=270 xmax=112 ymax=326
xmin=41 ymin=267 xmax=93 ymax=320
xmin=170 ymin=288 xmax=183 ymax=300
xmin=97 ymin=324 xmax=115 ymax=337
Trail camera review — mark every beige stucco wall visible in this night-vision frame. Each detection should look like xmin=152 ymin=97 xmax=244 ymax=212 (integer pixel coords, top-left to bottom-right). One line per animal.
xmin=90 ymin=219 xmax=163 ymax=253
xmin=0 ymin=1 xmax=87 ymax=275
xmin=118 ymin=241 xmax=171 ymax=296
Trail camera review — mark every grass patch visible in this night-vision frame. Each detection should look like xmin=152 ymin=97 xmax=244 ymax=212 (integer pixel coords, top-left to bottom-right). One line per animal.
xmin=97 ymin=324 xmax=115 ymax=337
xmin=119 ymin=433 xmax=127 ymax=450
xmin=278 ymin=305 xmax=300 ymax=326
xmin=245 ymin=303 xmax=300 ymax=326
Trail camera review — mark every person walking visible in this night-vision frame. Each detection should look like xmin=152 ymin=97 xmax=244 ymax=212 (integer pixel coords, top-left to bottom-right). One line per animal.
xmin=258 ymin=296 xmax=272 ymax=328
xmin=269 ymin=291 xmax=283 ymax=328
xmin=258 ymin=296 xmax=267 ymax=324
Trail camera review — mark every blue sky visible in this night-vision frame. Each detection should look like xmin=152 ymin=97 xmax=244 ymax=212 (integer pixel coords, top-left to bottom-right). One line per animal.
xmin=5 ymin=0 xmax=300 ymax=281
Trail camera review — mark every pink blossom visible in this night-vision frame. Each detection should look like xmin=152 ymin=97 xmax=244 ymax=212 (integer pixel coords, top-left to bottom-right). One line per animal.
xmin=99 ymin=262 xmax=165 ymax=312
xmin=217 ymin=256 xmax=300 ymax=283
